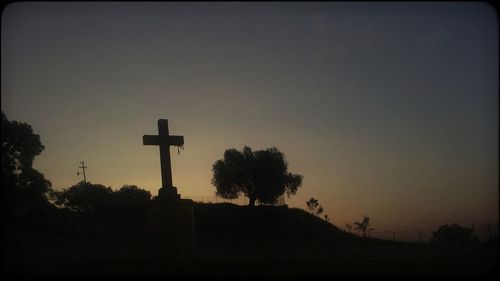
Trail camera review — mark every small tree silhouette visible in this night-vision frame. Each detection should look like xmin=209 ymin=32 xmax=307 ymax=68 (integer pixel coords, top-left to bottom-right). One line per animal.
xmin=306 ymin=197 xmax=323 ymax=216
xmin=353 ymin=215 xmax=374 ymax=238
xmin=345 ymin=223 xmax=353 ymax=233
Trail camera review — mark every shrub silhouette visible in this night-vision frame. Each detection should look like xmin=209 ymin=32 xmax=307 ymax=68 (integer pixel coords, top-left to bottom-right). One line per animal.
xmin=353 ymin=215 xmax=374 ymax=238
xmin=306 ymin=197 xmax=324 ymax=216
xmin=113 ymin=185 xmax=152 ymax=211
xmin=431 ymin=223 xmax=478 ymax=246
xmin=345 ymin=223 xmax=353 ymax=233
xmin=51 ymin=182 xmax=152 ymax=217
xmin=51 ymin=181 xmax=114 ymax=212
xmin=211 ymin=146 xmax=303 ymax=206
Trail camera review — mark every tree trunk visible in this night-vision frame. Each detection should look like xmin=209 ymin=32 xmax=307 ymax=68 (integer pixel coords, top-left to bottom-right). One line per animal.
xmin=248 ymin=197 xmax=256 ymax=206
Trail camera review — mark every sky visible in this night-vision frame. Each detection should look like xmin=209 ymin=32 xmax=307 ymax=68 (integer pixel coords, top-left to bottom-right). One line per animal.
xmin=2 ymin=2 xmax=498 ymax=231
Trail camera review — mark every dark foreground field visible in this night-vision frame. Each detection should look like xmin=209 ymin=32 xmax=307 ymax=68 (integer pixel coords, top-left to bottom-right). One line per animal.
xmin=2 ymin=203 xmax=498 ymax=279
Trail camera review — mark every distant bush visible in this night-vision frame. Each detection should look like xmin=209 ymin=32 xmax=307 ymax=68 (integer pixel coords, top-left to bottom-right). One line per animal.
xmin=51 ymin=182 xmax=151 ymax=217
xmin=51 ymin=181 xmax=113 ymax=212
xmin=112 ymin=185 xmax=151 ymax=214
xmin=431 ymin=223 xmax=478 ymax=246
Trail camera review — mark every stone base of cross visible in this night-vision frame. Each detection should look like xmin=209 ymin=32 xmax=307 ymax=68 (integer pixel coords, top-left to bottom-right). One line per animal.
xmin=157 ymin=185 xmax=181 ymax=202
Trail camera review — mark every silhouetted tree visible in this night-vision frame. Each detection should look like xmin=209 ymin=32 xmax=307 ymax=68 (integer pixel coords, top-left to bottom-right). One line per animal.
xmin=112 ymin=185 xmax=152 ymax=213
xmin=211 ymin=146 xmax=303 ymax=206
xmin=1 ymin=110 xmax=51 ymax=207
xmin=51 ymin=182 xmax=152 ymax=218
xmin=51 ymin=181 xmax=113 ymax=212
xmin=306 ymin=197 xmax=323 ymax=216
xmin=353 ymin=215 xmax=374 ymax=238
xmin=431 ymin=223 xmax=478 ymax=246
xmin=1 ymin=111 xmax=55 ymax=263
xmin=345 ymin=223 xmax=353 ymax=233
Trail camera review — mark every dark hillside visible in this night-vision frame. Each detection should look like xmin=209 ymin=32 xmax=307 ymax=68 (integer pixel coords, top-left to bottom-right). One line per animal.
xmin=3 ymin=202 xmax=497 ymax=279
xmin=193 ymin=203 xmax=358 ymax=257
xmin=190 ymin=203 xmax=497 ymax=279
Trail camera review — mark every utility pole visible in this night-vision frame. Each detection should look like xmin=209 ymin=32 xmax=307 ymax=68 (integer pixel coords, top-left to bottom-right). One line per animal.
xmin=77 ymin=161 xmax=87 ymax=183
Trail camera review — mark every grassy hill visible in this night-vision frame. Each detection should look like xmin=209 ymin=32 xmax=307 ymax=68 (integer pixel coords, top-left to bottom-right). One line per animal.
xmin=193 ymin=202 xmax=358 ymax=256
xmin=191 ymin=203 xmax=498 ymax=279
xmin=3 ymin=202 xmax=498 ymax=279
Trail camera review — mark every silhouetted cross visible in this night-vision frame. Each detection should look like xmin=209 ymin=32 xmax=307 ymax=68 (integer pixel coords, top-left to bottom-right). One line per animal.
xmin=143 ymin=119 xmax=184 ymax=189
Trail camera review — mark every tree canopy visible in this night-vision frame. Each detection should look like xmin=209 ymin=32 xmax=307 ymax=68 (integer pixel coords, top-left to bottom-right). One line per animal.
xmin=353 ymin=215 xmax=374 ymax=238
xmin=306 ymin=197 xmax=324 ymax=216
xmin=1 ymin=110 xmax=51 ymax=206
xmin=431 ymin=223 xmax=478 ymax=246
xmin=51 ymin=182 xmax=151 ymax=214
xmin=211 ymin=146 xmax=303 ymax=206
xmin=51 ymin=181 xmax=113 ymax=212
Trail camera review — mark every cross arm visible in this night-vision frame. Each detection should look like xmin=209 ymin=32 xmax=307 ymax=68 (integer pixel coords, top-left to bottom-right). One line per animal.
xmin=143 ymin=135 xmax=184 ymax=146
xmin=143 ymin=135 xmax=159 ymax=145
xmin=168 ymin=135 xmax=184 ymax=146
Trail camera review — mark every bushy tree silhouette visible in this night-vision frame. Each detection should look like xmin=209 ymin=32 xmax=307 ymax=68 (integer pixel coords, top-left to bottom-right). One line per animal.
xmin=345 ymin=223 xmax=353 ymax=233
xmin=1 ymin=110 xmax=53 ymax=217
xmin=306 ymin=197 xmax=324 ymax=216
xmin=431 ymin=223 xmax=478 ymax=246
xmin=1 ymin=110 xmax=51 ymax=207
xmin=51 ymin=181 xmax=113 ymax=212
xmin=113 ymin=185 xmax=152 ymax=214
xmin=211 ymin=146 xmax=303 ymax=206
xmin=353 ymin=215 xmax=374 ymax=238
xmin=1 ymin=111 xmax=56 ymax=267
xmin=51 ymin=182 xmax=152 ymax=216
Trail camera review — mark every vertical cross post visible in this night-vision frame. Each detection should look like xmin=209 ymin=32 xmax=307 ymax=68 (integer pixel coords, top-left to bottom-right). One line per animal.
xmin=158 ymin=119 xmax=173 ymax=189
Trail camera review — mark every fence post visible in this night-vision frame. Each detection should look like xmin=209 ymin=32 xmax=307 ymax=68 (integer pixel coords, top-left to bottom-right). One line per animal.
xmin=393 ymin=232 xmax=396 ymax=241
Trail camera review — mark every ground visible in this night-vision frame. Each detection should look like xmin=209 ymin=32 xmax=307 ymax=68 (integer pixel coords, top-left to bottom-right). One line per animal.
xmin=2 ymin=202 xmax=498 ymax=279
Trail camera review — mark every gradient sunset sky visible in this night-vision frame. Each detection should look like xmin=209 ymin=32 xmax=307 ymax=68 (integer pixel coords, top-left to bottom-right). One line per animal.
xmin=2 ymin=2 xmax=498 ymax=231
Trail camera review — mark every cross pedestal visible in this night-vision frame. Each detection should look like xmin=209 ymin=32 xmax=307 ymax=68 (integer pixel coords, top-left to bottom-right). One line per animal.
xmin=145 ymin=199 xmax=195 ymax=259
